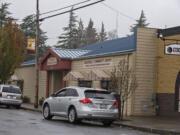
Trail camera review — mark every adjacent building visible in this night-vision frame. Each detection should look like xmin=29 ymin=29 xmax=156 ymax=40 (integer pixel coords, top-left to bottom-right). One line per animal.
xmin=156 ymin=27 xmax=180 ymax=116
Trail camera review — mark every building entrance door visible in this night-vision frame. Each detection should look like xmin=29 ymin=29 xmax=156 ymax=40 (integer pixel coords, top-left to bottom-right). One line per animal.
xmin=175 ymin=71 xmax=180 ymax=112
xmin=49 ymin=71 xmax=63 ymax=94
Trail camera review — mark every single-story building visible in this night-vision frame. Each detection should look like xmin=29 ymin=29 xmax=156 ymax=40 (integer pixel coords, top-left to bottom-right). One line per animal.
xmin=13 ymin=26 xmax=180 ymax=116
xmin=156 ymin=27 xmax=180 ymax=116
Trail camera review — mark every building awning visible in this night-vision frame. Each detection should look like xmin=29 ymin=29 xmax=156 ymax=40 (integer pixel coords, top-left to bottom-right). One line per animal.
xmin=89 ymin=70 xmax=110 ymax=81
xmin=64 ymin=70 xmax=111 ymax=81
xmin=64 ymin=71 xmax=87 ymax=81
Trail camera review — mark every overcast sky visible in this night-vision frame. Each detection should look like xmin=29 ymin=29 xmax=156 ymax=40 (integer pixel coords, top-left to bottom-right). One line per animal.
xmin=2 ymin=0 xmax=180 ymax=46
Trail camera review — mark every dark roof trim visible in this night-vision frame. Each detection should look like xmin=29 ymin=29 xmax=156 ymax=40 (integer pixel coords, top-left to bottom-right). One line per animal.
xmin=158 ymin=26 xmax=180 ymax=37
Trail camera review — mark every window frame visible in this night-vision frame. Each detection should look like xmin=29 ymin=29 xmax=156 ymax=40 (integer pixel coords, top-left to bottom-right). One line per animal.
xmin=78 ymin=81 xmax=92 ymax=88
xmin=101 ymin=80 xmax=111 ymax=90
xmin=66 ymin=88 xmax=79 ymax=97
xmin=56 ymin=89 xmax=67 ymax=97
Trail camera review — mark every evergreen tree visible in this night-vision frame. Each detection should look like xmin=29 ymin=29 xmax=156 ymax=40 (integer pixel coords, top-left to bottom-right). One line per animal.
xmin=20 ymin=14 xmax=48 ymax=60
xmin=130 ymin=10 xmax=149 ymax=32
xmin=108 ymin=29 xmax=118 ymax=40
xmin=0 ymin=2 xmax=14 ymax=27
xmin=57 ymin=8 xmax=78 ymax=49
xmin=98 ymin=22 xmax=107 ymax=42
xmin=20 ymin=15 xmax=36 ymax=39
xmin=76 ymin=19 xmax=86 ymax=48
xmin=85 ymin=19 xmax=98 ymax=45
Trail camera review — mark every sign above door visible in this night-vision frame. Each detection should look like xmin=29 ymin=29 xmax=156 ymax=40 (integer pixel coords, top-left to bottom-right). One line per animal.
xmin=47 ymin=57 xmax=57 ymax=66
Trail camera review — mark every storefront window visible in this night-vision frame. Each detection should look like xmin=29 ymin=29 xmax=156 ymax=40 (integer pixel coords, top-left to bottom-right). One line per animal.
xmin=101 ymin=80 xmax=111 ymax=90
xmin=78 ymin=81 xmax=92 ymax=88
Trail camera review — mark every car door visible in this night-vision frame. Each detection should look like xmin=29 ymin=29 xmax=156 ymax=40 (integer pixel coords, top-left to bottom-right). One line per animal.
xmin=65 ymin=88 xmax=79 ymax=113
xmin=54 ymin=89 xmax=67 ymax=116
xmin=62 ymin=88 xmax=72 ymax=115
xmin=48 ymin=90 xmax=61 ymax=114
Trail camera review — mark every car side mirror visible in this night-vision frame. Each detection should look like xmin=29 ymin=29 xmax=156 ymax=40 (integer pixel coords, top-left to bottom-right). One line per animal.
xmin=51 ymin=93 xmax=56 ymax=97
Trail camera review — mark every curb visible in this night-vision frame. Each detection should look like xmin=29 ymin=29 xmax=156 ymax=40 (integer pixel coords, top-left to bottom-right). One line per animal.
xmin=21 ymin=106 xmax=42 ymax=113
xmin=113 ymin=122 xmax=180 ymax=135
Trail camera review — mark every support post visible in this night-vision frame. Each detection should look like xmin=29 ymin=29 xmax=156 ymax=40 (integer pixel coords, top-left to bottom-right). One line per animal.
xmin=46 ymin=71 xmax=49 ymax=98
xmin=62 ymin=71 xmax=67 ymax=88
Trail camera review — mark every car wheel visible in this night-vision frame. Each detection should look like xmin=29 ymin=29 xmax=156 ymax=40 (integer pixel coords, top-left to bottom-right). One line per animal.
xmin=16 ymin=105 xmax=21 ymax=109
xmin=68 ymin=107 xmax=77 ymax=123
xmin=102 ymin=121 xmax=113 ymax=127
xmin=43 ymin=104 xmax=53 ymax=120
xmin=6 ymin=105 xmax=10 ymax=108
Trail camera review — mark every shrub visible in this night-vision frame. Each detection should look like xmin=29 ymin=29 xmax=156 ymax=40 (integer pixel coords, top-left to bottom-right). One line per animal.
xmin=22 ymin=96 xmax=30 ymax=103
xmin=39 ymin=97 xmax=45 ymax=106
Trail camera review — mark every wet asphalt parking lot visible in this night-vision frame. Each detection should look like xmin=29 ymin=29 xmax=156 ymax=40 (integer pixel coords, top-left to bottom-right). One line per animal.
xmin=0 ymin=107 xmax=159 ymax=135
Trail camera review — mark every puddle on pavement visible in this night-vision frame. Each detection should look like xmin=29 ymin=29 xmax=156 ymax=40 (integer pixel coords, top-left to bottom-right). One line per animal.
xmin=4 ymin=119 xmax=14 ymax=122
xmin=30 ymin=122 xmax=37 ymax=125
xmin=4 ymin=119 xmax=23 ymax=122
xmin=0 ymin=130 xmax=9 ymax=135
xmin=29 ymin=118 xmax=36 ymax=120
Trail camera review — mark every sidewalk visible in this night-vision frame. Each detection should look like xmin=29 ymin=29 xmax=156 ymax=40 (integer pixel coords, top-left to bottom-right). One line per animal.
xmin=21 ymin=103 xmax=42 ymax=113
xmin=114 ymin=116 xmax=180 ymax=135
xmin=21 ymin=103 xmax=180 ymax=135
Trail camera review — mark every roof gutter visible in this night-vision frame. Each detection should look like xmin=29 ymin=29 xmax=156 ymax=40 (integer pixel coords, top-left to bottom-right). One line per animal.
xmin=74 ymin=49 xmax=135 ymax=60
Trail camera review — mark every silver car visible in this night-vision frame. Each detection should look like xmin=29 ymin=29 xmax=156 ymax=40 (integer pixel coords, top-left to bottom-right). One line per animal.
xmin=0 ymin=85 xmax=22 ymax=108
xmin=42 ymin=86 xmax=119 ymax=126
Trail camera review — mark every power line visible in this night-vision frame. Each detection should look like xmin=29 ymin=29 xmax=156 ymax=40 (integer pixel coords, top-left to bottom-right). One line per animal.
xmin=40 ymin=0 xmax=92 ymax=16
xmin=101 ymin=3 xmax=136 ymax=21
xmin=39 ymin=0 xmax=105 ymax=22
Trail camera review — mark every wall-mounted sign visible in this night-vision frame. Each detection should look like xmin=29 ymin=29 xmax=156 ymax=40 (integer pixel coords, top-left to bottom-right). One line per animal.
xmin=165 ymin=44 xmax=180 ymax=55
xmin=83 ymin=57 xmax=112 ymax=68
xmin=47 ymin=57 xmax=57 ymax=66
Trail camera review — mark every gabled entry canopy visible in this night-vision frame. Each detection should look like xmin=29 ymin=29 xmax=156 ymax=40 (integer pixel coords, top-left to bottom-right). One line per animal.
xmin=40 ymin=48 xmax=89 ymax=71
xmin=40 ymin=49 xmax=72 ymax=71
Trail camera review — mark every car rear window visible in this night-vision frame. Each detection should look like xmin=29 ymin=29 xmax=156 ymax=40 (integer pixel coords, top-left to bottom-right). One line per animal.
xmin=84 ymin=90 xmax=115 ymax=100
xmin=2 ymin=87 xmax=21 ymax=94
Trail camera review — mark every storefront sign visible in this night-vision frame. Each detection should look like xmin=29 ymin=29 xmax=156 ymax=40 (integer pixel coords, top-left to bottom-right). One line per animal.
xmin=47 ymin=57 xmax=57 ymax=66
xmin=83 ymin=58 xmax=112 ymax=68
xmin=165 ymin=44 xmax=180 ymax=55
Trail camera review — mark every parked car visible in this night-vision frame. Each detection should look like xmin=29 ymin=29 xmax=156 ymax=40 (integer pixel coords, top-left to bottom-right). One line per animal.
xmin=42 ymin=86 xmax=119 ymax=126
xmin=0 ymin=85 xmax=22 ymax=108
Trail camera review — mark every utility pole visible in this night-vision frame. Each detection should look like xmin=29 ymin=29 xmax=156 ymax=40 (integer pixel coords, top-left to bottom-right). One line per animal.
xmin=34 ymin=0 xmax=40 ymax=108
xmin=116 ymin=12 xmax=119 ymax=37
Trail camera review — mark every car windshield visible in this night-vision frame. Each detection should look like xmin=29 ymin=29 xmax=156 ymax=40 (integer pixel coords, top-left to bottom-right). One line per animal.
xmin=84 ymin=90 xmax=115 ymax=100
xmin=2 ymin=87 xmax=21 ymax=94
